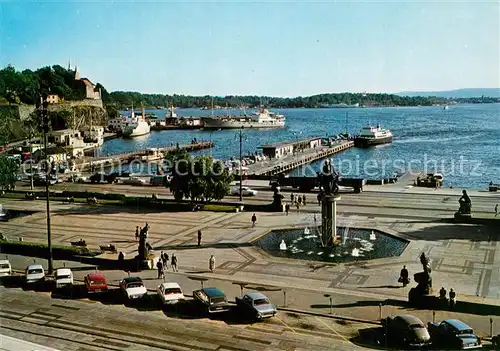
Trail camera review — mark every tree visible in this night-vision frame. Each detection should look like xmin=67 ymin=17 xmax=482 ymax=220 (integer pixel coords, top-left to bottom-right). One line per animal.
xmin=166 ymin=152 xmax=233 ymax=203
xmin=0 ymin=116 xmax=18 ymax=191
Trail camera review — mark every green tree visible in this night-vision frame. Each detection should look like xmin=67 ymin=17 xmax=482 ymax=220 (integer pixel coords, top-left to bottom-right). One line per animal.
xmin=167 ymin=152 xmax=233 ymax=202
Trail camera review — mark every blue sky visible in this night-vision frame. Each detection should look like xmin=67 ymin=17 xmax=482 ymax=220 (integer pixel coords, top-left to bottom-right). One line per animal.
xmin=1 ymin=1 xmax=498 ymax=96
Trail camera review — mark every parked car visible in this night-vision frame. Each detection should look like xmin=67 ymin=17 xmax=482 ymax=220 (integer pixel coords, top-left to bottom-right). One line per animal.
xmin=122 ymin=177 xmax=148 ymax=186
xmin=84 ymin=272 xmax=108 ymax=294
xmin=0 ymin=260 xmax=12 ymax=277
xmin=235 ymin=292 xmax=277 ymax=320
xmin=25 ymin=264 xmax=45 ymax=284
xmin=381 ymin=314 xmax=431 ymax=348
xmin=428 ymin=319 xmax=482 ymax=349
xmin=193 ymin=287 xmax=231 ymax=314
xmin=231 ymin=186 xmax=257 ymax=196
xmin=55 ymin=268 xmax=73 ymax=289
xmin=156 ymin=282 xmax=185 ymax=305
xmin=492 ymin=334 xmax=500 ymax=349
xmin=89 ymin=172 xmax=117 ymax=184
xmin=120 ymin=277 xmax=148 ymax=301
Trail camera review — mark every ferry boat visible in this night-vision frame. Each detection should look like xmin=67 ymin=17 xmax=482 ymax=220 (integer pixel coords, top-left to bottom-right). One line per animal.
xmin=202 ymin=108 xmax=285 ymax=129
xmin=353 ymin=124 xmax=393 ymax=147
xmin=121 ymin=108 xmax=151 ymax=138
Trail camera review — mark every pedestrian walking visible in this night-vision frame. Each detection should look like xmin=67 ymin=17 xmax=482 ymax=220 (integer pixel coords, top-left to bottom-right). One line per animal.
xmin=297 ymin=195 xmax=302 ymax=206
xmin=171 ymin=254 xmax=178 ymax=272
xmin=317 ymin=193 xmax=322 ymax=205
xmin=156 ymin=259 xmax=164 ymax=279
xmin=118 ymin=251 xmax=124 ymax=262
xmin=135 ymin=226 xmax=140 ymax=241
xmin=296 ymin=202 xmax=300 ymax=212
xmin=285 ymin=203 xmax=290 ymax=216
xmin=290 ymin=193 xmax=295 ymax=204
xmin=251 ymin=213 xmax=257 ymax=227
xmin=302 ymin=194 xmax=307 ymax=206
xmin=398 ymin=265 xmax=409 ymax=287
xmin=449 ymin=288 xmax=456 ymax=309
xmin=495 ymin=204 xmax=498 ymax=217
xmin=314 ymin=214 xmax=317 ymax=223
xmin=209 ymin=255 xmax=215 ymax=273
xmin=163 ymin=252 xmax=169 ymax=270
xmin=197 ymin=230 xmax=202 ymax=247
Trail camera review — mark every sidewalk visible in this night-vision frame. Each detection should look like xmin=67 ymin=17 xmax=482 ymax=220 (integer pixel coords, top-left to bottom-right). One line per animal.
xmin=4 ymin=254 xmax=499 ymax=338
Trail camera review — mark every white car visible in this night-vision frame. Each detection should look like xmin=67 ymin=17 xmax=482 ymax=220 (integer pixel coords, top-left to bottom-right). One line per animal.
xmin=25 ymin=264 xmax=45 ymax=284
xmin=0 ymin=260 xmax=12 ymax=277
xmin=120 ymin=277 xmax=148 ymax=300
xmin=156 ymin=282 xmax=185 ymax=305
xmin=231 ymin=186 xmax=258 ymax=196
xmin=55 ymin=268 xmax=73 ymax=289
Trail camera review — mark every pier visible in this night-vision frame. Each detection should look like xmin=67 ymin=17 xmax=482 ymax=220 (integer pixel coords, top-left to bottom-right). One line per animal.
xmin=75 ymin=141 xmax=214 ymax=171
xmin=245 ymin=140 xmax=354 ymax=176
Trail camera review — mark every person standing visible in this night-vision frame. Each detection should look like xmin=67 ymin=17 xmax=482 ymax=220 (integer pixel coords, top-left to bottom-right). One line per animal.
xmin=156 ymin=259 xmax=164 ymax=279
xmin=209 ymin=255 xmax=215 ymax=273
xmin=171 ymin=253 xmax=178 ymax=272
xmin=317 ymin=193 xmax=322 ymax=206
xmin=495 ymin=204 xmax=498 ymax=217
xmin=302 ymin=194 xmax=307 ymax=206
xmin=285 ymin=203 xmax=290 ymax=216
xmin=297 ymin=195 xmax=302 ymax=206
xmin=290 ymin=193 xmax=295 ymax=204
xmin=197 ymin=230 xmax=202 ymax=247
xmin=135 ymin=226 xmax=140 ymax=241
xmin=449 ymin=288 xmax=456 ymax=309
xmin=251 ymin=213 xmax=257 ymax=227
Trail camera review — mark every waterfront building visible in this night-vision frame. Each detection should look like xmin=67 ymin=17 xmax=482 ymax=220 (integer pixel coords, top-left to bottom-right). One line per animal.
xmin=48 ymin=129 xmax=83 ymax=147
xmin=260 ymin=137 xmax=322 ymax=159
xmin=32 ymin=146 xmax=68 ymax=163
xmin=73 ymin=66 xmax=101 ymax=100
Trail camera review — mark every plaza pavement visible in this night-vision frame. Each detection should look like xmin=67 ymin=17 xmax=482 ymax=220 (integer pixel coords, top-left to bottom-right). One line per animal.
xmin=1 ymin=188 xmax=499 ymax=336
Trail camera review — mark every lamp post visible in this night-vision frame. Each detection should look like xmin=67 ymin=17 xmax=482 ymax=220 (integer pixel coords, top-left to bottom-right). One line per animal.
xmin=39 ymin=95 xmax=53 ymax=275
xmin=209 ymin=128 xmax=221 ymax=158
xmin=235 ymin=127 xmax=247 ymax=202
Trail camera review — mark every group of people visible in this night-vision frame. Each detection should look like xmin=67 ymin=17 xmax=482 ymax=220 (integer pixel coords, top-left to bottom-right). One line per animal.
xmin=135 ymin=222 xmax=150 ymax=241
xmin=283 ymin=193 xmax=308 ymax=215
xmin=156 ymin=251 xmax=179 ymax=278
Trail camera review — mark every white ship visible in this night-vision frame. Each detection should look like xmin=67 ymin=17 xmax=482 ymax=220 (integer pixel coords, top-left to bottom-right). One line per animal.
xmin=202 ymin=108 xmax=285 ymax=129
xmin=121 ymin=108 xmax=151 ymax=138
xmin=353 ymin=124 xmax=393 ymax=147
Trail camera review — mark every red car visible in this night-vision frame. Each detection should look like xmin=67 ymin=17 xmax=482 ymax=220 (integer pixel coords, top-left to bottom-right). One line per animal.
xmin=84 ymin=272 xmax=108 ymax=294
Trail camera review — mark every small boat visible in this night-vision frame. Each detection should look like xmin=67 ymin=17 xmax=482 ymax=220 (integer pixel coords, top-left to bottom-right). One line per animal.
xmin=202 ymin=108 xmax=285 ymax=129
xmin=443 ymin=105 xmax=449 ymax=110
xmin=121 ymin=105 xmax=151 ymax=138
xmin=354 ymin=124 xmax=393 ymax=147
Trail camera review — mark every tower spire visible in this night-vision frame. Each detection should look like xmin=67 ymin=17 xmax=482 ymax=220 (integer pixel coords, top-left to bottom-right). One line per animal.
xmin=74 ymin=65 xmax=80 ymax=80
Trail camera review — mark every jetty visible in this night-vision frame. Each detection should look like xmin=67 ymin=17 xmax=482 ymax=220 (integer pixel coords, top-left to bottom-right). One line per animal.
xmin=245 ymin=139 xmax=354 ymax=177
xmin=75 ymin=141 xmax=214 ymax=171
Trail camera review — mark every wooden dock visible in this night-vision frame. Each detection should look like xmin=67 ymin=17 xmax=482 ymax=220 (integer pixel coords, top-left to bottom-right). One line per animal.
xmin=76 ymin=141 xmax=214 ymax=171
xmin=246 ymin=141 xmax=354 ymax=176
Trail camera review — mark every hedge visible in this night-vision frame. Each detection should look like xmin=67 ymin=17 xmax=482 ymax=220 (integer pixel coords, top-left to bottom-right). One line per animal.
xmin=0 ymin=240 xmax=100 ymax=260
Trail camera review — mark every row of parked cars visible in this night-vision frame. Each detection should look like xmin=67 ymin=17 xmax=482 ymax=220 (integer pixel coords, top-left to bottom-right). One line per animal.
xmin=16 ymin=264 xmax=277 ymax=321
xmin=383 ymin=314 xmax=484 ymax=349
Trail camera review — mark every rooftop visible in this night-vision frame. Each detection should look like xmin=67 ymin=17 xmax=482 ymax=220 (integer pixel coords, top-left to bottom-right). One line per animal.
xmin=259 ymin=137 xmax=322 ymax=149
xmin=202 ymin=287 xmax=225 ymax=297
xmin=48 ymin=129 xmax=81 ymax=136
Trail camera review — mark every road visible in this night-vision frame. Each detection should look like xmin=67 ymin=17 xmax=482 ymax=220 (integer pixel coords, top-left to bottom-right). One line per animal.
xmin=0 ymin=285 xmax=372 ymax=351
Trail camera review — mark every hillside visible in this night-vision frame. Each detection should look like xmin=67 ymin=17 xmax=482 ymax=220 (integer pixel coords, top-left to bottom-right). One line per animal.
xmin=397 ymin=88 xmax=500 ymax=98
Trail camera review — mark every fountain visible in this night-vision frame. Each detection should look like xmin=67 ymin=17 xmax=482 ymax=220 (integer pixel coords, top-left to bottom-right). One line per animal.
xmin=279 ymin=240 xmax=287 ymax=251
xmin=370 ymin=230 xmax=376 ymax=241
xmin=351 ymin=248 xmax=360 ymax=257
xmin=303 ymin=227 xmax=310 ymax=235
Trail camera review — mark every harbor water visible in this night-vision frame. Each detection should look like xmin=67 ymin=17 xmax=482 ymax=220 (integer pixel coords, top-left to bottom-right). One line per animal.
xmin=99 ymin=104 xmax=499 ymax=189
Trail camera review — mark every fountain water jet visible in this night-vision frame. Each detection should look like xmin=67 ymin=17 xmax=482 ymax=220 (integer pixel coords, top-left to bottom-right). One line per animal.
xmin=279 ymin=240 xmax=287 ymax=251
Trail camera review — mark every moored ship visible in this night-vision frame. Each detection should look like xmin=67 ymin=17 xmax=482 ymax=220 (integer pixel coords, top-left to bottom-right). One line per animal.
xmin=121 ymin=108 xmax=151 ymax=138
xmin=202 ymin=108 xmax=285 ymax=129
xmin=354 ymin=124 xmax=393 ymax=147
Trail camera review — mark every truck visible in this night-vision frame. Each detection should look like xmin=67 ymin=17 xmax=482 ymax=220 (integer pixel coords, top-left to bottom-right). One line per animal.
xmin=270 ymin=175 xmax=366 ymax=193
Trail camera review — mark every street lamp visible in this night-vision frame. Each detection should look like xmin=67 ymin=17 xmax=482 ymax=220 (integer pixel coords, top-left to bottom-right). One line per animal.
xmin=209 ymin=128 xmax=221 ymax=158
xmin=38 ymin=95 xmax=53 ymax=275
xmin=235 ymin=127 xmax=247 ymax=202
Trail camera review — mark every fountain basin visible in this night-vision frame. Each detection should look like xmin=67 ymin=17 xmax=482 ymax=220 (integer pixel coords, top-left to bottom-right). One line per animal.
xmin=252 ymin=227 xmax=408 ymax=263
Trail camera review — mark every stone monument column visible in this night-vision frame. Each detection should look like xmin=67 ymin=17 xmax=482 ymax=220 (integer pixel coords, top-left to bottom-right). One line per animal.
xmin=321 ymin=195 xmax=341 ymax=246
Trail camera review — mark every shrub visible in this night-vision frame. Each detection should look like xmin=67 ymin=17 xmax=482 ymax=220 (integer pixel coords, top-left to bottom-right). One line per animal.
xmin=0 ymin=240 xmax=99 ymax=259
